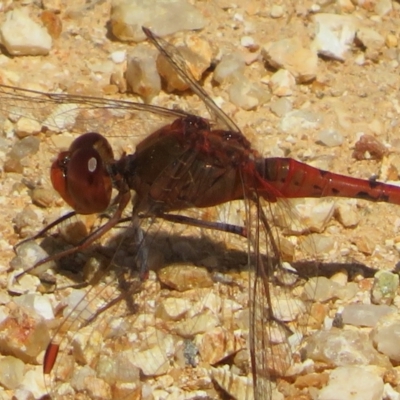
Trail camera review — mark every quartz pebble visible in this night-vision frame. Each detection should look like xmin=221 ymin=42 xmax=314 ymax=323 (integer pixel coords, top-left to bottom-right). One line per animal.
xmin=275 ymin=198 xmax=335 ymax=234
xmin=0 ymin=9 xmax=52 ymax=56
xmin=110 ymin=0 xmax=207 ymax=42
xmin=270 ymin=97 xmax=292 ymax=117
xmin=228 ymin=78 xmax=270 ymax=110
xmin=374 ymin=0 xmax=393 ymax=17
xmin=20 ymin=366 xmax=48 ymax=399
xmin=14 ymin=117 xmax=41 ymax=138
xmin=211 ymin=367 xmax=254 ymax=400
xmin=312 ymin=14 xmax=358 ymax=60
xmin=356 ymin=28 xmax=385 ymax=61
xmin=8 ymin=136 xmax=40 ymax=160
xmin=0 ymin=356 xmax=24 ymax=390
xmin=342 ymin=303 xmax=395 ymax=327
xmin=155 ymin=297 xmax=191 ymax=320
xmin=131 ymin=334 xmax=174 ymax=376
xmin=280 ymin=109 xmax=320 ymax=134
xmin=262 ymin=37 xmax=318 ymax=83
xmin=156 ymin=35 xmax=212 ymax=92
xmin=14 ymin=293 xmax=54 ymax=320
xmin=0 ymin=305 xmax=50 ymax=363
xmin=319 ymin=366 xmax=384 ymax=400
xmin=196 ymin=326 xmax=243 ymax=364
xmin=300 ymin=233 xmax=335 ymax=256
xmin=10 ymin=241 xmax=55 ymax=276
xmin=317 ymin=129 xmax=344 ymax=147
xmin=12 ymin=206 xmax=39 ymax=238
xmin=335 ymin=200 xmax=360 ymax=228
xmin=268 ymin=69 xmax=296 ymax=97
xmin=306 ymin=328 xmax=390 ymax=368
xmin=126 ymin=46 xmax=161 ymax=101
xmin=372 ymin=315 xmax=400 ymax=362
xmin=213 ymin=53 xmax=246 ymax=85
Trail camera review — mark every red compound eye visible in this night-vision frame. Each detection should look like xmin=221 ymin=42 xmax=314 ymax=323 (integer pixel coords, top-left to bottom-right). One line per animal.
xmin=50 ymin=132 xmax=113 ymax=215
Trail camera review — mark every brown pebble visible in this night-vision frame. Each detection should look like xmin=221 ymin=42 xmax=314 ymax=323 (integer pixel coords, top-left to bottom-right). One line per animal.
xmin=352 ymin=134 xmax=388 ymax=161
xmin=4 ymin=158 xmax=23 ymax=173
xmin=41 ymin=10 xmax=62 ymax=39
xmin=294 ymin=372 xmax=329 ymax=389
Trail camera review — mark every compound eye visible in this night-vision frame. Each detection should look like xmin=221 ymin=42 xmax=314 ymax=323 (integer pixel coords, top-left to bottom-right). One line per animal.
xmin=50 ymin=133 xmax=113 ymax=214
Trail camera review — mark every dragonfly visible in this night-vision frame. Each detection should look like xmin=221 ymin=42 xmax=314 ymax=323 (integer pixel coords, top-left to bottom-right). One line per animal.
xmin=5 ymin=28 xmax=400 ymax=399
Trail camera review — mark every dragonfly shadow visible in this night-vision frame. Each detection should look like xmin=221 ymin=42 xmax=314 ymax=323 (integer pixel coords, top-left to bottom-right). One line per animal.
xmin=36 ymin=220 xmax=379 ymax=291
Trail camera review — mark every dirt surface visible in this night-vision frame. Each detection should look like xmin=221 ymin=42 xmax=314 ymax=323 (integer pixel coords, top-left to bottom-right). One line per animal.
xmin=1 ymin=0 xmax=400 ymax=399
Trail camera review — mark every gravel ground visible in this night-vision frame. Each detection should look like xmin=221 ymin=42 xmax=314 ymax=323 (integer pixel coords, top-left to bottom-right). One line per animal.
xmin=0 ymin=1 xmax=400 ymax=399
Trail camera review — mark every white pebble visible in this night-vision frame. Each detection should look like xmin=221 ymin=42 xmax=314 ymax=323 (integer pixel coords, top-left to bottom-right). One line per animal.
xmin=0 ymin=9 xmax=52 ymax=56
xmin=240 ymin=36 xmax=254 ymax=48
xmin=110 ymin=50 xmax=126 ymax=64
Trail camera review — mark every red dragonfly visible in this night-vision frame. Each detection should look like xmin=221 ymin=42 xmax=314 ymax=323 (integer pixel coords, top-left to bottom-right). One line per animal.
xmin=6 ymin=28 xmax=400 ymax=399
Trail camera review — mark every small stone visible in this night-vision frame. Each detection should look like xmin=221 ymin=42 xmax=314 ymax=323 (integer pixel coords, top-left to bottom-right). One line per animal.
xmin=110 ymin=50 xmax=126 ymax=64
xmin=30 ymin=187 xmax=57 ymax=208
xmin=269 ymin=69 xmax=296 ymax=96
xmin=352 ymin=134 xmax=388 ymax=161
xmin=228 ymin=77 xmax=271 ymax=110
xmin=280 ymin=109 xmax=320 ymax=134
xmin=8 ymin=136 xmax=40 ymax=160
xmin=319 ymin=366 xmax=384 ymax=400
xmin=337 ymin=0 xmax=355 ymax=13
xmin=270 ymin=4 xmax=284 ymax=18
xmin=3 ymin=158 xmax=23 ymax=173
xmin=0 ymin=305 xmax=50 ymax=363
xmin=372 ymin=271 xmax=399 ymax=305
xmin=155 ymin=297 xmax=191 ymax=321
xmin=14 ymin=293 xmax=54 ymax=320
xmin=386 ymin=33 xmax=398 ymax=48
xmin=40 ymin=10 xmax=62 ymax=39
xmin=196 ymin=327 xmax=243 ymax=364
xmin=240 ymin=35 xmax=255 ymax=48
xmin=271 ymin=297 xmax=306 ymax=322
xmin=156 ymin=35 xmax=212 ymax=92
xmin=342 ymin=303 xmax=395 ymax=327
xmin=173 ymin=311 xmax=219 ymax=337
xmin=213 ymin=53 xmax=246 ymax=84
xmin=301 ymin=234 xmax=335 ymax=256
xmin=42 ymin=0 xmax=62 ymax=12
xmin=306 ymin=328 xmax=390 ymax=368
xmin=303 ymin=277 xmax=339 ymax=302
xmin=12 ymin=206 xmax=40 ymax=238
xmin=110 ymin=0 xmax=207 ymax=42
xmin=126 ymin=46 xmax=161 ymax=101
xmin=335 ymin=200 xmax=360 ymax=228
xmin=269 ymin=97 xmax=292 ymax=117
xmin=211 ymin=367 xmax=254 ymax=400
xmin=14 ymin=117 xmax=42 ymax=138
xmin=130 ymin=336 xmax=174 ymax=376
xmin=262 ymin=37 xmax=318 ymax=83
xmin=275 ymin=198 xmax=335 ymax=234
xmin=294 ymin=372 xmax=329 ymax=389
xmin=351 ymin=229 xmax=378 ymax=255
xmin=374 ymin=0 xmax=392 ymax=16
xmin=0 ymin=356 xmax=24 ymax=389
xmin=158 ymin=265 xmax=213 ymax=292
xmin=312 ymin=14 xmax=358 ymax=61
xmin=356 ymin=28 xmax=385 ymax=61
xmin=0 ymin=9 xmax=52 ymax=56
xmin=20 ymin=366 xmax=49 ymax=399
xmin=10 ymin=241 xmax=56 ymax=276
xmin=317 ymin=129 xmax=344 ymax=147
